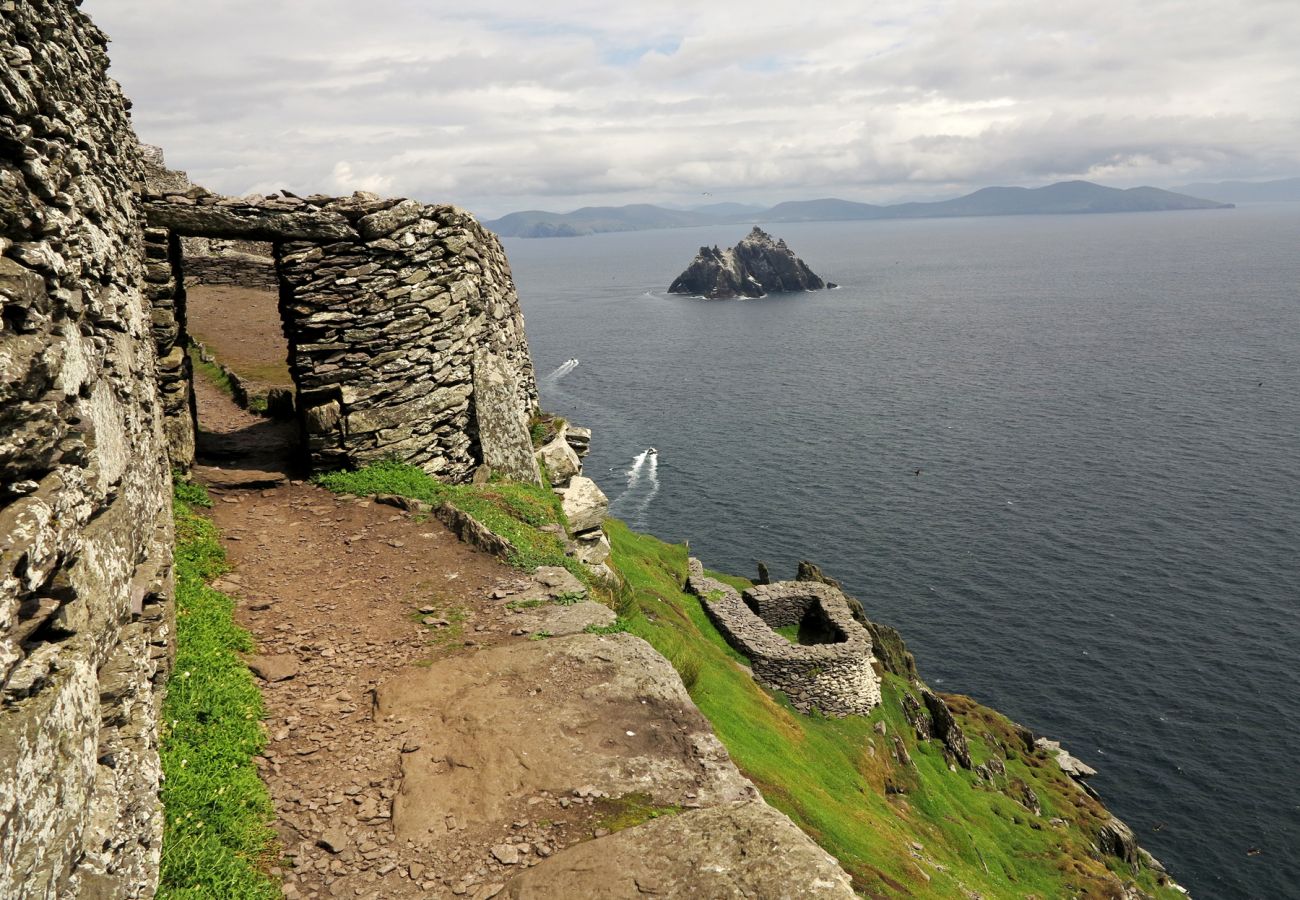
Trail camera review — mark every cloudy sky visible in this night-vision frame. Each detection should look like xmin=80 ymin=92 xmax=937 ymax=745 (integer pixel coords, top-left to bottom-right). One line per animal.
xmin=86 ymin=0 xmax=1300 ymax=218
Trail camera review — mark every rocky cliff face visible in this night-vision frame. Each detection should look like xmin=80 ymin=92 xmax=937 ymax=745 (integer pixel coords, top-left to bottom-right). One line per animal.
xmin=668 ymin=226 xmax=828 ymax=299
xmin=1 ymin=3 xmax=176 ymax=896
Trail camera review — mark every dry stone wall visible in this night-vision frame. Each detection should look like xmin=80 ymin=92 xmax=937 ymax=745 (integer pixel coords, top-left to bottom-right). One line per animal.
xmin=2 ymin=2 xmax=175 ymax=896
xmin=686 ymin=560 xmax=881 ymax=716
xmin=182 ymin=248 xmax=278 ymax=291
xmin=142 ymin=190 xmax=541 ymax=481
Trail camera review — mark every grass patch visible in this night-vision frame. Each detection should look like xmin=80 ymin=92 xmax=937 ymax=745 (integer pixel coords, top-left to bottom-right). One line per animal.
xmin=773 ymin=623 xmax=801 ymax=643
xmin=528 ymin=412 xmax=567 ymax=448
xmin=582 ymin=617 xmax=632 ymax=635
xmin=602 ymin=518 xmax=1183 ymax=899
xmin=312 ymin=459 xmax=589 ymax=583
xmin=189 ymin=345 xmax=237 ymax=400
xmin=595 ymin=792 xmax=683 ymax=833
xmin=160 ymin=480 xmax=277 ymax=899
xmin=411 ymin=598 xmax=468 ymax=647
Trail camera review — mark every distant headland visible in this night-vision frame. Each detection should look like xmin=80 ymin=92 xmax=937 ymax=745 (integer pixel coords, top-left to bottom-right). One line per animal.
xmin=486 ymin=180 xmax=1233 ymax=238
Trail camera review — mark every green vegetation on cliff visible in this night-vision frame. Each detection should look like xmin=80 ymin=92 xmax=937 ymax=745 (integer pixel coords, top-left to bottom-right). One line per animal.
xmin=603 ymin=520 xmax=1180 ymax=898
xmin=296 ymin=461 xmax=1181 ymax=898
xmin=160 ymin=482 xmax=278 ymax=899
xmin=312 ymin=458 xmax=588 ymax=581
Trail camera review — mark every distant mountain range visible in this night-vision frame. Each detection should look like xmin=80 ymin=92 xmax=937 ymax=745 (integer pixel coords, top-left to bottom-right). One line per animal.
xmin=485 ymin=180 xmax=1233 ymax=238
xmin=1169 ymin=177 xmax=1300 ymax=204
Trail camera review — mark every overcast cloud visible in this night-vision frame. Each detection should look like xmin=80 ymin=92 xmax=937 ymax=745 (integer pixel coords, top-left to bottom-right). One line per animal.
xmin=84 ymin=0 xmax=1300 ymax=217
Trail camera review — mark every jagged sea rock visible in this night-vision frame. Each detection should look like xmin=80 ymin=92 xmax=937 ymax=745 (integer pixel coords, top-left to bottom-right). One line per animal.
xmin=668 ymin=227 xmax=827 ymax=299
xmin=922 ymin=689 xmax=973 ymax=769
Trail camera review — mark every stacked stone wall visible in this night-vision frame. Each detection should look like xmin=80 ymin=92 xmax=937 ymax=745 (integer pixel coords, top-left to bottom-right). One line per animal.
xmin=686 ymin=561 xmax=880 ymax=716
xmin=183 ymin=250 xmax=278 ymax=291
xmin=1 ymin=3 xmax=175 ymax=896
xmin=143 ymin=192 xmax=540 ymax=481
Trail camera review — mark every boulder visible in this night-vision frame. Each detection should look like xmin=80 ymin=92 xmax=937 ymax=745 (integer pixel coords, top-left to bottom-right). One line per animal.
xmin=536 ymin=435 xmax=581 ymax=487
xmin=922 ymin=689 xmax=972 ymax=769
xmin=573 ymin=530 xmax=611 ymax=565
xmin=564 ymin=425 xmax=592 ymax=458
xmin=668 ymin=227 xmax=827 ymax=299
xmin=1098 ymin=816 xmax=1140 ymax=865
xmin=513 ymin=600 xmax=615 ymax=637
xmin=502 ymin=801 xmax=856 ymax=899
xmin=245 ymin=654 xmax=299 ymax=682
xmin=1036 ymin=737 xmax=1099 ymax=779
xmin=556 ymin=476 xmax=608 ymax=533
xmin=375 ymin=634 xmax=757 ymax=837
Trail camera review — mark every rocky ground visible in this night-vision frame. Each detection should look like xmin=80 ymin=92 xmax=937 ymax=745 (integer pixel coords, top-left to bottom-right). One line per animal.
xmin=192 ymin=378 xmax=854 ymax=899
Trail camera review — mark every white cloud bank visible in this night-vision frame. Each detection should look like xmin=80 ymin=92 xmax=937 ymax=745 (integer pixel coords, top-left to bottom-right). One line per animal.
xmin=85 ymin=0 xmax=1300 ymax=217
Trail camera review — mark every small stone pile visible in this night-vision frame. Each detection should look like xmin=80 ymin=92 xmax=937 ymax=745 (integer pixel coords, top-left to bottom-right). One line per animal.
xmin=686 ymin=560 xmax=881 ymax=716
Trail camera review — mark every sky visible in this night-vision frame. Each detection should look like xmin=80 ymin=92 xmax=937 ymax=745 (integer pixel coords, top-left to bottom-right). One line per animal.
xmin=85 ymin=0 xmax=1300 ymax=219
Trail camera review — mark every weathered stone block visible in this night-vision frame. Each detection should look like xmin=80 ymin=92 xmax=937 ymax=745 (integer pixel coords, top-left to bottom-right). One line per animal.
xmin=471 ymin=349 xmax=541 ymax=486
xmin=556 ymin=477 xmax=608 ymax=533
xmin=536 ymin=435 xmax=581 ymax=487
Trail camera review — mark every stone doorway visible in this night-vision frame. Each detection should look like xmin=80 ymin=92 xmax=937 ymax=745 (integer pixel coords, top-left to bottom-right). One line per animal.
xmin=142 ymin=189 xmax=543 ymax=485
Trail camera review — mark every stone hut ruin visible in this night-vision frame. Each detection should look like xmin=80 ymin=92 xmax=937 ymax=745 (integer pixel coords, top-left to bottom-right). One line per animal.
xmin=141 ymin=184 xmax=541 ymax=483
xmin=686 ymin=560 xmax=881 ymax=716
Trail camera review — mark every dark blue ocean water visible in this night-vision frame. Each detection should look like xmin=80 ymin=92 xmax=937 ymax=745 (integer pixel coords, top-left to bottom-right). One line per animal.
xmin=504 ymin=206 xmax=1300 ymax=900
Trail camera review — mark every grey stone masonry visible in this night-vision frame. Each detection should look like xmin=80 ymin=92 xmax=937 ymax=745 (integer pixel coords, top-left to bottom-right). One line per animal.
xmin=686 ymin=560 xmax=881 ymax=716
xmin=139 ymin=188 xmax=540 ymax=480
xmin=2 ymin=2 xmax=176 ymax=896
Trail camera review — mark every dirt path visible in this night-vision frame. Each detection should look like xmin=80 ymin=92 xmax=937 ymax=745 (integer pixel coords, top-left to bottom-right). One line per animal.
xmin=194 ymin=376 xmax=525 ymax=896
xmin=189 ymin=373 xmax=847 ymax=899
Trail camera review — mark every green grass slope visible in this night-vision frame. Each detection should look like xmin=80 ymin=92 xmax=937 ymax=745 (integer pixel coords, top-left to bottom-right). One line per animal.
xmin=603 ymin=520 xmax=1182 ymax=900
xmin=287 ymin=461 xmax=1182 ymax=899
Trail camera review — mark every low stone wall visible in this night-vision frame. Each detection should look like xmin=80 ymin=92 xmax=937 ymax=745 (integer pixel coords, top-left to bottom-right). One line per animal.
xmin=183 ymin=251 xmax=278 ymax=291
xmin=2 ymin=3 xmax=176 ymax=896
xmin=686 ymin=561 xmax=880 ymax=716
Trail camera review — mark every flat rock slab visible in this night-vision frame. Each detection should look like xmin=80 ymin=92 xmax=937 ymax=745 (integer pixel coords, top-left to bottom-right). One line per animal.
xmin=193 ymin=464 xmax=287 ymax=488
xmin=471 ymin=348 xmax=542 ymax=486
xmin=502 ymin=800 xmax=856 ymax=899
xmin=245 ymin=653 xmax=300 ymax=682
xmin=513 ymin=600 xmax=615 ymax=637
xmin=375 ymin=633 xmax=756 ymax=839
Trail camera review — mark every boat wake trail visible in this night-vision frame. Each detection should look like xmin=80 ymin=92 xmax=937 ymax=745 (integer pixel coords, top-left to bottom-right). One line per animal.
xmin=613 ymin=449 xmax=660 ymax=524
xmin=544 ymin=358 xmax=579 ymax=383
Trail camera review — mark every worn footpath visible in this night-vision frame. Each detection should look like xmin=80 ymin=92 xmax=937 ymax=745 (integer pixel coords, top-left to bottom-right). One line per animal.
xmin=193 ymin=379 xmax=854 ymax=899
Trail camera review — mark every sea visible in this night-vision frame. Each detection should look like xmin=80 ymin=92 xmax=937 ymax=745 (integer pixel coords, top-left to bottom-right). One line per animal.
xmin=503 ymin=204 xmax=1300 ymax=900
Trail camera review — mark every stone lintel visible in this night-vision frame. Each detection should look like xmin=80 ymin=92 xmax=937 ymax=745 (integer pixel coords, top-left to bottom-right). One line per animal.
xmin=142 ymin=202 xmax=358 ymax=243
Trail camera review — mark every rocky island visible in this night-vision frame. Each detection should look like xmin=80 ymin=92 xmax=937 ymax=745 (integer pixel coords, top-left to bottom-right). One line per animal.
xmin=668 ymin=226 xmax=831 ymax=298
